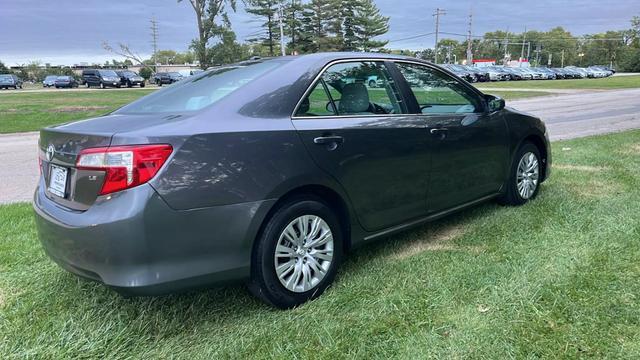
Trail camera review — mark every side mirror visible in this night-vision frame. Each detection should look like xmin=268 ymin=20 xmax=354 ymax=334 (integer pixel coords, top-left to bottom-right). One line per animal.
xmin=486 ymin=94 xmax=505 ymax=112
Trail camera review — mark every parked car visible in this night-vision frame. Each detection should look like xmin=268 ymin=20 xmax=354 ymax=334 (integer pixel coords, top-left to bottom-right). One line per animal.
xmin=536 ymin=67 xmax=557 ymax=80
xmin=500 ymin=66 xmax=526 ymax=80
xmin=485 ymin=66 xmax=510 ymax=81
xmin=116 ymin=70 xmax=146 ymax=88
xmin=550 ymin=68 xmax=567 ymax=79
xmin=43 ymin=75 xmax=58 ymax=88
xmin=565 ymin=66 xmax=588 ymax=79
xmin=82 ymin=69 xmax=122 ymax=88
xmin=54 ymin=76 xmax=79 ymax=88
xmin=154 ymin=72 xmax=183 ymax=86
xmin=442 ymin=64 xmax=477 ymax=83
xmin=462 ymin=65 xmax=490 ymax=82
xmin=34 ymin=53 xmax=551 ymax=309
xmin=0 ymin=74 xmax=23 ymax=89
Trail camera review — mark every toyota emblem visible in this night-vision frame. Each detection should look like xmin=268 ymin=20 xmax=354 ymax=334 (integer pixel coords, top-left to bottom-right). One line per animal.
xmin=46 ymin=144 xmax=55 ymax=161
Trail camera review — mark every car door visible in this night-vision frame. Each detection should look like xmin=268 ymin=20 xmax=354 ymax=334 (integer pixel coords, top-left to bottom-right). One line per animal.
xmin=394 ymin=61 xmax=509 ymax=213
xmin=292 ymin=60 xmax=431 ymax=232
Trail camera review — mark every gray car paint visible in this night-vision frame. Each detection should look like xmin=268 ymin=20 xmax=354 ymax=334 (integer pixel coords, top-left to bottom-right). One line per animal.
xmin=33 ymin=52 xmax=550 ymax=295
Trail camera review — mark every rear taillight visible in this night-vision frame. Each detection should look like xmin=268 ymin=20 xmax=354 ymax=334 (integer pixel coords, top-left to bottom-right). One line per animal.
xmin=76 ymin=144 xmax=173 ymax=195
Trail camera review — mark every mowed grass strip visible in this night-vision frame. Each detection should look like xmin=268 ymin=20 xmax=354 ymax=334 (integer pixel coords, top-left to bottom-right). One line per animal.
xmin=478 ymin=74 xmax=640 ymax=90
xmin=0 ymin=89 xmax=155 ymax=133
xmin=1 ymin=130 xmax=640 ymax=358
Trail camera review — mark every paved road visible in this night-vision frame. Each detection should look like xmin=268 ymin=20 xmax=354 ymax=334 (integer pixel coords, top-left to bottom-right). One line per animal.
xmin=1 ymin=88 xmax=639 ymax=204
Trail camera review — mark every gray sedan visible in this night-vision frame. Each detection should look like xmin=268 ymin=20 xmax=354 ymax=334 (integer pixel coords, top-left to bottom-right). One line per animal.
xmin=34 ymin=53 xmax=551 ymax=308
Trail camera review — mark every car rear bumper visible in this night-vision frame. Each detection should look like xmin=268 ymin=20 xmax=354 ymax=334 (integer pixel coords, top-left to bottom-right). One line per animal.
xmin=33 ymin=179 xmax=275 ymax=295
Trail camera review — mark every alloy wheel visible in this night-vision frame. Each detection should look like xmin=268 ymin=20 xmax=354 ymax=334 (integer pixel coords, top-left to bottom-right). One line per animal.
xmin=274 ymin=215 xmax=334 ymax=293
xmin=516 ymin=152 xmax=540 ymax=199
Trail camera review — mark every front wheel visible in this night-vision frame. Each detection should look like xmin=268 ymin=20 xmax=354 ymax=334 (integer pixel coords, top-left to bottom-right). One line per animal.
xmin=498 ymin=142 xmax=542 ymax=205
xmin=140 ymin=82 xmax=145 ymax=88
xmin=100 ymin=82 xmax=105 ymax=89
xmin=249 ymin=196 xmax=343 ymax=309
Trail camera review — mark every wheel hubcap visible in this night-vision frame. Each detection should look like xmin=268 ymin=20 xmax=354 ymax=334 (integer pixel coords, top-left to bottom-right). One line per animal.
xmin=274 ymin=215 xmax=334 ymax=293
xmin=516 ymin=152 xmax=540 ymax=199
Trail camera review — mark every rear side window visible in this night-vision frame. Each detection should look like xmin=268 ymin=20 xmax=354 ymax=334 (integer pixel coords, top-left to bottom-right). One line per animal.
xmin=295 ymin=61 xmax=407 ymax=117
xmin=117 ymin=61 xmax=285 ymax=114
xmin=396 ymin=62 xmax=482 ymax=114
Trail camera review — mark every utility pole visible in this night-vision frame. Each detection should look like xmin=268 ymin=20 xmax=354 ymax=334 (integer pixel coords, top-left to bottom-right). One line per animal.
xmin=150 ymin=16 xmax=159 ymax=64
xmin=277 ymin=6 xmax=286 ymax=56
xmin=466 ymin=10 xmax=473 ymax=64
xmin=433 ymin=8 xmax=446 ymax=64
xmin=520 ymin=26 xmax=527 ymax=66
xmin=503 ymin=28 xmax=510 ymax=64
xmin=561 ymin=49 xmax=565 ymax=67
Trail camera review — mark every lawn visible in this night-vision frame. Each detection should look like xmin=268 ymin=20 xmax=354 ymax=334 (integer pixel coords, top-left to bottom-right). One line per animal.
xmin=478 ymin=74 xmax=640 ymax=90
xmin=0 ymin=89 xmax=155 ymax=133
xmin=1 ymin=130 xmax=640 ymax=358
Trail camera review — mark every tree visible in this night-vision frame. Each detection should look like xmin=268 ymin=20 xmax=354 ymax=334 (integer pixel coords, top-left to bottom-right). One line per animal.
xmin=0 ymin=61 xmax=9 ymax=73
xmin=102 ymin=42 xmax=154 ymax=72
xmin=339 ymin=0 xmax=361 ymax=51
xmin=352 ymin=0 xmax=388 ymax=51
xmin=298 ymin=0 xmax=334 ymax=52
xmin=245 ymin=0 xmax=283 ymax=56
xmin=139 ymin=67 xmax=153 ymax=80
xmin=209 ymin=26 xmax=251 ymax=65
xmin=179 ymin=0 xmax=237 ymax=68
xmin=284 ymin=0 xmax=304 ymax=52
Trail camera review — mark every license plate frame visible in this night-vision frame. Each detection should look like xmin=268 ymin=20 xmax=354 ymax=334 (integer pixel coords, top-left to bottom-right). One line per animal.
xmin=48 ymin=164 xmax=68 ymax=198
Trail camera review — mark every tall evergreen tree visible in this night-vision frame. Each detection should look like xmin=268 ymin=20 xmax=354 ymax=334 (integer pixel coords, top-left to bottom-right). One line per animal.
xmin=299 ymin=0 xmax=333 ymax=52
xmin=339 ymin=0 xmax=361 ymax=51
xmin=245 ymin=0 xmax=283 ymax=56
xmin=353 ymin=0 xmax=389 ymax=51
xmin=284 ymin=0 xmax=304 ymax=52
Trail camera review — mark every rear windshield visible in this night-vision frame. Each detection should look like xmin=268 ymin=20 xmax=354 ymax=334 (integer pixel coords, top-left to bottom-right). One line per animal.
xmin=116 ymin=60 xmax=285 ymax=114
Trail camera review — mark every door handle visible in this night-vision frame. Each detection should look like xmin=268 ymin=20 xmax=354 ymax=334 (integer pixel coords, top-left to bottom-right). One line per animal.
xmin=429 ymin=127 xmax=448 ymax=140
xmin=429 ymin=128 xmax=448 ymax=135
xmin=313 ymin=136 xmax=344 ymax=145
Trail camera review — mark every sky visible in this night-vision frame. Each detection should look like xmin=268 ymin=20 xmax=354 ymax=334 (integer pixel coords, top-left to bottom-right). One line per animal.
xmin=0 ymin=0 xmax=637 ymax=66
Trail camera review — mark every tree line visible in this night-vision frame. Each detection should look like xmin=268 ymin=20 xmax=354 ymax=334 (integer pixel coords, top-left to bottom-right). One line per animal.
xmin=406 ymin=17 xmax=640 ymax=71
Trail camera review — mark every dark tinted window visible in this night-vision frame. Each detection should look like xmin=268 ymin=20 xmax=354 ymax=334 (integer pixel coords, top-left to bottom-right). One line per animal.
xmin=99 ymin=70 xmax=118 ymax=77
xmin=117 ymin=60 xmax=285 ymax=114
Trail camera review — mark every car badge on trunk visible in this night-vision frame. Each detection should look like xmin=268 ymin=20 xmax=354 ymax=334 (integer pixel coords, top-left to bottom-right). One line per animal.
xmin=46 ymin=144 xmax=55 ymax=161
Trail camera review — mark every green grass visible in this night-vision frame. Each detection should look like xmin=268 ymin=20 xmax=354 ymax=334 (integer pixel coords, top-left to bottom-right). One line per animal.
xmin=2 ymin=130 xmax=640 ymax=358
xmin=0 ymin=89 xmax=155 ymax=133
xmin=479 ymin=75 xmax=640 ymax=90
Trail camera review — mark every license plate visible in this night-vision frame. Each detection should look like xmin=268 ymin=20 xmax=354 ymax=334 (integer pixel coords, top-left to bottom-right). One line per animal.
xmin=48 ymin=164 xmax=68 ymax=198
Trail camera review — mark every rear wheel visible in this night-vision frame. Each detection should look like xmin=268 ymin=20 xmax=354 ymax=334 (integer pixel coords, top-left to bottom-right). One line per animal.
xmin=127 ymin=81 xmax=132 ymax=88
xmin=498 ymin=142 xmax=541 ymax=205
xmin=100 ymin=82 xmax=105 ymax=89
xmin=368 ymin=79 xmax=376 ymax=88
xmin=249 ymin=196 xmax=343 ymax=309
xmin=140 ymin=82 xmax=145 ymax=88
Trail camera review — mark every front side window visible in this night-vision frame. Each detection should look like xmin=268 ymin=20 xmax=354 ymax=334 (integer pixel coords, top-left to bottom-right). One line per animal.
xmin=295 ymin=61 xmax=406 ymax=117
xmin=396 ymin=62 xmax=481 ymax=114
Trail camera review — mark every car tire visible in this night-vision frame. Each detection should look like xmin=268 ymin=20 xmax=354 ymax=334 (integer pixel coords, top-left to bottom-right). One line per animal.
xmin=140 ymin=82 xmax=145 ymax=88
xmin=127 ymin=81 xmax=132 ymax=88
xmin=100 ymin=82 xmax=105 ymax=89
xmin=248 ymin=195 xmax=343 ymax=309
xmin=498 ymin=142 xmax=542 ymax=206
xmin=368 ymin=80 xmax=376 ymax=88
xmin=158 ymin=82 xmax=162 ymax=87
xmin=86 ymin=83 xmax=90 ymax=88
